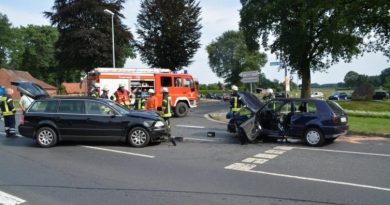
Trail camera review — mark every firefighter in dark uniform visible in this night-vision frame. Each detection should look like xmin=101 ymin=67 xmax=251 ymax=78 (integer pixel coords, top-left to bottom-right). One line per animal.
xmin=134 ymin=90 xmax=146 ymax=110
xmin=230 ymin=85 xmax=247 ymax=145
xmin=161 ymin=87 xmax=172 ymax=127
xmin=91 ymin=83 xmax=100 ymax=98
xmin=230 ymin=85 xmax=242 ymax=113
xmin=100 ymin=86 xmax=109 ymax=99
xmin=0 ymin=88 xmax=16 ymax=138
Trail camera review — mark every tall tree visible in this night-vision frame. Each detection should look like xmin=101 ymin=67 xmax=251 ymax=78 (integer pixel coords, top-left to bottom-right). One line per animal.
xmin=136 ymin=0 xmax=202 ymax=71
xmin=45 ymin=0 xmax=135 ymax=82
xmin=379 ymin=67 xmax=390 ymax=85
xmin=8 ymin=25 xmax=59 ymax=85
xmin=0 ymin=13 xmax=12 ymax=67
xmin=240 ymin=0 xmax=390 ymax=98
xmin=207 ymin=31 xmax=267 ymax=85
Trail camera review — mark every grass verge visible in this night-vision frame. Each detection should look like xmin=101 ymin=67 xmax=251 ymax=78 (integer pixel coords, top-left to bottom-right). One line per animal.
xmin=347 ymin=116 xmax=390 ymax=137
xmin=338 ymin=100 xmax=390 ymax=112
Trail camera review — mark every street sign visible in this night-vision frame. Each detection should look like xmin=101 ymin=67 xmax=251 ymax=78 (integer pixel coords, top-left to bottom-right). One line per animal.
xmin=270 ymin=61 xmax=282 ymax=66
xmin=241 ymin=77 xmax=259 ymax=83
xmin=239 ymin=71 xmax=259 ymax=78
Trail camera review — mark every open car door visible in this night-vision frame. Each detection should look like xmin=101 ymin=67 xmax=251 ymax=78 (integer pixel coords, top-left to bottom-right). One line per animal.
xmin=11 ymin=81 xmax=49 ymax=99
xmin=236 ymin=92 xmax=264 ymax=142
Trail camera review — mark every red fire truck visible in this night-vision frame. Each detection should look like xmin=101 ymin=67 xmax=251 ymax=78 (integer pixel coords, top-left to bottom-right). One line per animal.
xmin=87 ymin=68 xmax=198 ymax=117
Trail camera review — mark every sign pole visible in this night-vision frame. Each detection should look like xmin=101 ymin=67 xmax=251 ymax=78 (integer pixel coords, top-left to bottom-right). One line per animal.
xmin=284 ymin=64 xmax=288 ymax=98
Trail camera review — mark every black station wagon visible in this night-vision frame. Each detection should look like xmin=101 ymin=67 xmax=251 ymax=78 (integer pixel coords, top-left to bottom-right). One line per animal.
xmin=14 ymin=81 xmax=169 ymax=148
xmin=228 ymin=92 xmax=349 ymax=146
xmin=19 ymin=97 xmax=170 ymax=148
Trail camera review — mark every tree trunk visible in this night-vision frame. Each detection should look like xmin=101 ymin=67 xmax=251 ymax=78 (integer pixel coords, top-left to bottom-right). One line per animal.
xmin=300 ymin=67 xmax=311 ymax=98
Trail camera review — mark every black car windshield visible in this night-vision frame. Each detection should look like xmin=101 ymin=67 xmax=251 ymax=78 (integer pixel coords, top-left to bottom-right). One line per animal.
xmin=106 ymin=101 xmax=130 ymax=115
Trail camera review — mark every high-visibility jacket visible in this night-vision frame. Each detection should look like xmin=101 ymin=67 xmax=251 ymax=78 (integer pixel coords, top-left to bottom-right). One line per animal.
xmin=91 ymin=89 xmax=99 ymax=98
xmin=161 ymin=96 xmax=172 ymax=118
xmin=230 ymin=95 xmax=242 ymax=112
xmin=114 ymin=89 xmax=131 ymax=106
xmin=0 ymin=95 xmax=16 ymax=116
xmin=145 ymin=96 xmax=157 ymax=110
xmin=134 ymin=97 xmax=146 ymax=110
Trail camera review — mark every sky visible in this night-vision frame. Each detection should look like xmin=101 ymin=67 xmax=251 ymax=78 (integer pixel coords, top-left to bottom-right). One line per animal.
xmin=1 ymin=0 xmax=389 ymax=85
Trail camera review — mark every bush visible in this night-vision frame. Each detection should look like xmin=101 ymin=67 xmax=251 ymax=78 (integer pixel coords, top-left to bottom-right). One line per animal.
xmin=352 ymin=82 xmax=375 ymax=101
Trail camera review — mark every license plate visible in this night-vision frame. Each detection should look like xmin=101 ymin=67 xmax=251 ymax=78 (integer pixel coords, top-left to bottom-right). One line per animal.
xmin=340 ymin=117 xmax=347 ymax=123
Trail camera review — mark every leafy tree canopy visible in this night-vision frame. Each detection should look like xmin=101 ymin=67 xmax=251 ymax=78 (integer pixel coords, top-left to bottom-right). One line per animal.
xmin=0 ymin=13 xmax=12 ymax=67
xmin=207 ymin=30 xmax=267 ymax=86
xmin=240 ymin=0 xmax=390 ymax=98
xmin=8 ymin=25 xmax=59 ymax=85
xmin=136 ymin=0 xmax=202 ymax=71
xmin=45 ymin=0 xmax=135 ymax=82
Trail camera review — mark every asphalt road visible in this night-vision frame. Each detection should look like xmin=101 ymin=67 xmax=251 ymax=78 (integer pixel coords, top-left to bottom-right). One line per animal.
xmin=0 ymin=100 xmax=389 ymax=205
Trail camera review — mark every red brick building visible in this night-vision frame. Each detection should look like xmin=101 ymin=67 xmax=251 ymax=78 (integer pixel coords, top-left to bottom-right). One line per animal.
xmin=0 ymin=68 xmax=57 ymax=99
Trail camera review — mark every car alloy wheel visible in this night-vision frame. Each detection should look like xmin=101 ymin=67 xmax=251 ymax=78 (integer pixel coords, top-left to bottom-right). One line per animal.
xmin=37 ymin=127 xmax=58 ymax=148
xmin=128 ymin=127 xmax=150 ymax=148
xmin=304 ymin=128 xmax=324 ymax=147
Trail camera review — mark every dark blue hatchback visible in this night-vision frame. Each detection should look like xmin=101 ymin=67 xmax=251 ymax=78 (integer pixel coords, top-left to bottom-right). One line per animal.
xmin=228 ymin=92 xmax=348 ymax=146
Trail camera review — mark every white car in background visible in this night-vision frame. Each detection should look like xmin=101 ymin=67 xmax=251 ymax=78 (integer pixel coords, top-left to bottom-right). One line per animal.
xmin=311 ymin=92 xmax=324 ymax=99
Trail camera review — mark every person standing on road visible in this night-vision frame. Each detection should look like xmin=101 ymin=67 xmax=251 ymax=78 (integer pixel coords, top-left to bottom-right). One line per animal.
xmin=19 ymin=93 xmax=34 ymax=112
xmin=0 ymin=88 xmax=16 ymax=138
xmin=145 ymin=89 xmax=158 ymax=111
xmin=134 ymin=90 xmax=146 ymax=110
xmin=91 ymin=83 xmax=100 ymax=98
xmin=161 ymin=87 xmax=172 ymax=127
xmin=230 ymin=85 xmax=242 ymax=114
xmin=110 ymin=83 xmax=131 ymax=108
xmin=229 ymin=85 xmax=247 ymax=145
xmin=100 ymin=86 xmax=109 ymax=99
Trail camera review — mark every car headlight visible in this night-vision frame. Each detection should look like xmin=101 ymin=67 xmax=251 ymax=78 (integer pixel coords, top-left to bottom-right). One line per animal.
xmin=154 ymin=121 xmax=165 ymax=127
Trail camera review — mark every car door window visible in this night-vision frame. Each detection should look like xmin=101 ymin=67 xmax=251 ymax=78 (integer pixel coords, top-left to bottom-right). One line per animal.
xmin=59 ymin=100 xmax=85 ymax=114
xmin=29 ymin=101 xmax=58 ymax=113
xmin=307 ymin=102 xmax=317 ymax=113
xmin=85 ymin=101 xmax=114 ymax=115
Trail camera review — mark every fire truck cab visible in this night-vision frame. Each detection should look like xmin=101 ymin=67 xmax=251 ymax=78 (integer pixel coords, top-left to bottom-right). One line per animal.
xmin=87 ymin=68 xmax=198 ymax=117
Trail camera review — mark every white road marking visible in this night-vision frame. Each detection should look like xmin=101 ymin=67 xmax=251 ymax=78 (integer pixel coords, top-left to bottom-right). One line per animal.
xmin=254 ymin=153 xmax=278 ymax=159
xmin=81 ymin=146 xmax=155 ymax=158
xmin=242 ymin=158 xmax=269 ymax=164
xmin=265 ymin=149 xmax=286 ymax=155
xmin=183 ymin=137 xmax=218 ymax=142
xmin=176 ymin=125 xmax=205 ymax=129
xmin=224 ymin=163 xmax=256 ymax=171
xmin=242 ymin=169 xmax=390 ymax=192
xmin=0 ymin=190 xmax=26 ymax=205
xmin=291 ymin=147 xmax=390 ymax=157
xmin=273 ymin=146 xmax=294 ymax=151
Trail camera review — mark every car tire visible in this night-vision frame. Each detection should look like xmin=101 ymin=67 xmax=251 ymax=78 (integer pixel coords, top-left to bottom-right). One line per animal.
xmin=175 ymin=102 xmax=189 ymax=117
xmin=128 ymin=127 xmax=150 ymax=148
xmin=36 ymin=127 xmax=58 ymax=148
xmin=304 ymin=127 xmax=325 ymax=147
